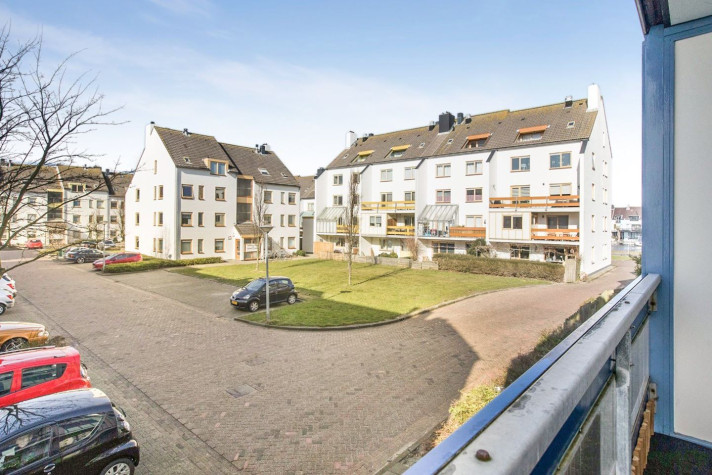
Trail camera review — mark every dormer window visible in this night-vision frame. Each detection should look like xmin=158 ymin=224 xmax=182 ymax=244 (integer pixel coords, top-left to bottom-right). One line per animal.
xmin=258 ymin=168 xmax=270 ymax=176
xmin=352 ymin=150 xmax=373 ymax=163
xmin=209 ymin=160 xmax=227 ymax=175
xmin=517 ymin=125 xmax=548 ymax=142
xmin=70 ymin=184 xmax=85 ymax=193
xmin=465 ymin=133 xmax=491 ymax=149
xmin=388 ymin=144 xmax=410 ymax=159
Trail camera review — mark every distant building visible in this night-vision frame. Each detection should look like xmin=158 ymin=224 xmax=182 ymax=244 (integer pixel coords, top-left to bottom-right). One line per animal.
xmin=611 ymin=205 xmax=641 ymax=244
xmin=295 ymin=175 xmax=315 ymax=252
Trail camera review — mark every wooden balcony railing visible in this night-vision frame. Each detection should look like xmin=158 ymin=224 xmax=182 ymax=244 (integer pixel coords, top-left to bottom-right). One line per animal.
xmin=336 ymin=225 xmax=359 ymax=234
xmin=531 ymin=228 xmax=580 ymax=241
xmin=386 ymin=225 xmax=415 ymax=236
xmin=449 ymin=227 xmax=486 ymax=238
xmin=489 ymin=195 xmax=580 ymax=208
xmin=361 ymin=201 xmax=416 ymax=211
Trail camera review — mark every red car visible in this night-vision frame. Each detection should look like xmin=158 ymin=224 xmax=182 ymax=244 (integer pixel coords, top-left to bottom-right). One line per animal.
xmin=25 ymin=239 xmax=43 ymax=249
xmin=93 ymin=251 xmax=142 ymax=269
xmin=0 ymin=346 xmax=91 ymax=407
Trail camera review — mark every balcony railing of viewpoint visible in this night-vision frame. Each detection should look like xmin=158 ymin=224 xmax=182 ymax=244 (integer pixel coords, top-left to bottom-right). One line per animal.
xmin=407 ymin=273 xmax=660 ymax=474
xmin=531 ymin=228 xmax=580 ymax=241
xmin=361 ymin=201 xmax=416 ymax=212
xmin=489 ymin=195 xmax=580 ymax=209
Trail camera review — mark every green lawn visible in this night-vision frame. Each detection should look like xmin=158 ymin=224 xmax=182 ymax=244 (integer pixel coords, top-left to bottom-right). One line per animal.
xmin=174 ymin=259 xmax=547 ymax=327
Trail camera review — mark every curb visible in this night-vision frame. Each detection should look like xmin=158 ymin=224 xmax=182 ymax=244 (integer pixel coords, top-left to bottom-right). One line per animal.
xmin=233 ymin=282 xmax=550 ymax=331
xmin=374 ymin=418 xmax=447 ymax=475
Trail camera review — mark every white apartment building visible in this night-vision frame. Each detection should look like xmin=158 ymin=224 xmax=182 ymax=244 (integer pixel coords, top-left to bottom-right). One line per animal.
xmin=612 ymin=205 xmax=642 ymax=245
xmin=315 ymin=85 xmax=612 ymax=277
xmin=295 ymin=175 xmax=315 ymax=252
xmin=125 ymin=124 xmax=299 ymax=261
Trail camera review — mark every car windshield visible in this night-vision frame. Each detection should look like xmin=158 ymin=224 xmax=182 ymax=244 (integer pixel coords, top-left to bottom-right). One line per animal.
xmin=244 ymin=280 xmax=264 ymax=292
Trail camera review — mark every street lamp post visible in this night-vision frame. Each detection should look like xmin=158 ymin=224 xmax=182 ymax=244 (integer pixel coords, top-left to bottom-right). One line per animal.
xmin=260 ymin=225 xmax=274 ymax=322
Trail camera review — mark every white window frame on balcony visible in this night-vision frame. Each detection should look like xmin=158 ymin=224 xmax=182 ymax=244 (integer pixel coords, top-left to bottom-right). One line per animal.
xmin=370 ymin=216 xmax=382 ymax=227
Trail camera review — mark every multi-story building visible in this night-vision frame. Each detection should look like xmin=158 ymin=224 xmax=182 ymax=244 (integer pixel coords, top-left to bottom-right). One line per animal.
xmin=125 ymin=124 xmax=299 ymax=261
xmin=60 ymin=166 xmax=112 ymax=243
xmin=295 ymin=175 xmax=315 ymax=252
xmin=314 ymin=85 xmax=612 ymax=276
xmin=611 ymin=205 xmax=642 ymax=245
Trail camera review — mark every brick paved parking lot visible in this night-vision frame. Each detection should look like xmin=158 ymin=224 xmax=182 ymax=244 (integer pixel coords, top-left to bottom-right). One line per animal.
xmin=2 ymin=252 xmax=634 ymax=474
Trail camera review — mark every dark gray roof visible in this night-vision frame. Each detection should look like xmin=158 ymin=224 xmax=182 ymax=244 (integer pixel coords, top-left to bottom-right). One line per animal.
xmin=154 ymin=127 xmax=235 ymax=172
xmin=220 ymin=142 xmax=298 ymax=187
xmin=294 ymin=175 xmax=315 ymax=199
xmin=325 ymin=99 xmax=598 ymax=170
xmin=612 ymin=206 xmax=642 ymax=219
xmin=107 ymin=172 xmax=134 ymax=197
xmin=235 ymin=222 xmax=261 ymax=237
xmin=58 ymin=166 xmax=110 ymax=192
xmin=2 ymin=165 xmax=62 ymax=193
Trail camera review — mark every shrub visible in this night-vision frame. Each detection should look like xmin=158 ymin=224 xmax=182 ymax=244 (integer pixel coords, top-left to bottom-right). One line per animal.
xmin=103 ymin=256 xmax=222 ymax=273
xmin=630 ymin=254 xmax=641 ymax=276
xmin=379 ymin=251 xmax=398 ymax=258
xmin=295 ymin=250 xmax=306 ymax=256
xmin=434 ymin=253 xmax=564 ymax=282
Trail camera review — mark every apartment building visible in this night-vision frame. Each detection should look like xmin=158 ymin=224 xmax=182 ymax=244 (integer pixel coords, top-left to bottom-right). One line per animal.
xmin=611 ymin=205 xmax=642 ymax=245
xmin=295 ymin=175 xmax=315 ymax=252
xmin=315 ymin=85 xmax=612 ymax=276
xmin=125 ymin=124 xmax=299 ymax=261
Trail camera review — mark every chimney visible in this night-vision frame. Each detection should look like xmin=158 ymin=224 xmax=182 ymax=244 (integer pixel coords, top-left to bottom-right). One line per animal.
xmin=145 ymin=122 xmax=155 ymax=146
xmin=587 ymin=84 xmax=601 ymax=111
xmin=438 ymin=112 xmax=454 ymax=134
xmin=456 ymin=112 xmax=464 ymax=125
xmin=564 ymin=95 xmax=573 ymax=108
xmin=183 ymin=128 xmax=190 ymax=136
xmin=259 ymin=144 xmax=266 ymax=154
xmin=316 ymin=167 xmax=326 ymax=179
xmin=346 ymin=131 xmax=357 ymax=148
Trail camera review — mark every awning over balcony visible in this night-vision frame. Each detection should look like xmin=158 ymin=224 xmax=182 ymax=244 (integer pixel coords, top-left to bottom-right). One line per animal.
xmin=300 ymin=211 xmax=314 ymax=218
xmin=418 ymin=204 xmax=458 ymax=222
xmin=317 ymin=206 xmax=346 ymax=222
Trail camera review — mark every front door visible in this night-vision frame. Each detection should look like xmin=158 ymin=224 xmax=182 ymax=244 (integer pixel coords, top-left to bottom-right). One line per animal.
xmin=234 ymin=239 xmax=241 ymax=261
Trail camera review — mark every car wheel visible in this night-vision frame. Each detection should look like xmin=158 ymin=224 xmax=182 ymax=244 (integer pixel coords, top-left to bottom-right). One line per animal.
xmin=76 ymin=257 xmax=85 ymax=264
xmin=100 ymin=458 xmax=135 ymax=475
xmin=287 ymin=293 xmax=297 ymax=305
xmin=248 ymin=300 xmax=260 ymax=312
xmin=1 ymin=338 xmax=27 ymax=352
xmin=0 ymin=304 xmax=5 ymax=316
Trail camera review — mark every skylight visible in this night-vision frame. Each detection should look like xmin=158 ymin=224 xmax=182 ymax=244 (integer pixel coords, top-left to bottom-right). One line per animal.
xmin=258 ymin=168 xmax=270 ymax=176
xmin=419 ymin=142 xmax=425 ymax=148
xmin=183 ymin=157 xmax=190 ymax=163
xmin=567 ymin=121 xmax=575 ymax=128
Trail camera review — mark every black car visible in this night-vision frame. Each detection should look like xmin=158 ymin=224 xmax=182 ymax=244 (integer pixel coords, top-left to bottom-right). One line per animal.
xmin=230 ymin=277 xmax=298 ymax=312
xmin=65 ymin=248 xmax=104 ymax=264
xmin=0 ymin=388 xmax=140 ymax=474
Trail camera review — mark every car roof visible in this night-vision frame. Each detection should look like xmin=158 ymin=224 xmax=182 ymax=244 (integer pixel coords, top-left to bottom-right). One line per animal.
xmin=0 ymin=346 xmax=79 ymax=369
xmin=0 ymin=388 xmax=111 ymax=439
xmin=255 ymin=276 xmax=291 ymax=282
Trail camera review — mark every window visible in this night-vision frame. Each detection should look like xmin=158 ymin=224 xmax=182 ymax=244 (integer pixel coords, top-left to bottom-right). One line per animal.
xmin=288 ymin=193 xmax=296 ymax=205
xmin=198 ymin=185 xmax=204 ymax=200
xmin=436 ymin=164 xmax=451 ymax=177
xmin=73 ymin=215 xmax=80 ymax=224
xmin=135 ymin=213 xmax=140 ymax=225
xmin=603 ymin=188 xmax=608 ymax=204
xmin=135 ymin=236 xmax=139 ymax=249
xmin=603 ymin=216 xmax=608 ymax=232
xmin=465 ymin=215 xmax=484 ymax=227
xmin=97 ymin=200 xmax=105 ymax=209
xmin=511 ymin=156 xmax=530 ymax=172
xmin=591 ymin=183 xmax=596 ymax=201
xmin=88 ymin=200 xmax=94 ymax=209
xmin=333 ymin=175 xmax=343 ymax=185
xmin=550 ymin=152 xmax=572 ymax=169
xmin=288 ymin=215 xmax=296 ymax=227
xmin=591 ymin=215 xmax=596 ymax=232
xmin=21 ymin=364 xmax=67 ymax=389
xmin=503 ymin=215 xmax=523 ymax=230
xmin=258 ymin=168 xmax=270 ymax=176
xmin=215 ymin=187 xmax=226 ymax=201
xmin=97 ymin=216 xmax=104 ymax=224
xmin=370 ymin=216 xmax=382 ymax=227
xmin=0 ymin=426 xmax=52 ymax=470
xmin=510 ymin=245 xmax=530 ymax=259
xmin=405 ymin=191 xmax=415 ymax=201
xmin=288 ymin=237 xmax=296 ymax=249
xmin=547 ymin=215 xmax=569 ymax=229
xmin=182 ymin=184 xmax=194 ymax=199
xmin=567 ymin=121 xmax=575 ymax=128
xmin=264 ymin=190 xmax=272 ymax=203
xmin=517 ymin=126 xmax=546 ymax=142
xmin=264 ymin=214 xmax=272 ymax=225
xmin=210 ymin=161 xmax=227 ymax=175
xmin=404 ymin=167 xmax=416 ymax=180
xmin=197 ymin=212 xmax=203 ymax=226
xmin=280 ymin=192 xmax=285 ymax=204
xmin=511 ymin=185 xmax=530 ymax=200
xmin=381 ymin=169 xmax=393 ymax=182
xmin=157 ymin=238 xmax=163 ymax=252
xmin=111 ymin=201 xmax=118 ymax=209
xmin=466 ymin=188 xmax=483 ymax=203
xmin=466 ymin=161 xmax=483 ymax=175
xmin=549 ymin=183 xmax=572 ymax=196
xmin=181 ymin=240 xmax=192 ymax=254
xmin=181 ymin=212 xmax=192 ymax=226
xmin=73 ymin=199 xmax=81 ymax=207
xmin=435 ymin=242 xmax=455 ymax=254
xmin=89 ymin=215 xmax=95 ymax=224
xmin=333 ymin=195 xmax=343 ymax=206
xmin=280 ymin=237 xmax=285 ymax=248
xmin=381 ymin=192 xmax=393 ymax=202
xmin=280 ymin=215 xmax=285 ymax=227
xmin=592 ymin=153 xmax=596 ymax=170
xmin=135 ymin=189 xmax=140 ymax=201
xmin=215 ymin=239 xmax=225 ymax=252
xmin=389 ymin=145 xmax=410 ymax=158
xmin=307 ymin=202 xmax=314 ymax=211
xmin=198 ymin=239 xmax=204 ymax=254
xmin=436 ymin=190 xmax=451 ymax=203
xmin=0 ymin=372 xmax=11 ymax=397
xmin=71 ymin=184 xmax=85 ymax=193
xmin=215 ymin=213 xmax=226 ymax=227
xmin=57 ymin=415 xmax=104 ymax=451
xmin=154 ymin=160 xmax=158 ymax=174
xmin=466 ymin=137 xmax=489 ymax=148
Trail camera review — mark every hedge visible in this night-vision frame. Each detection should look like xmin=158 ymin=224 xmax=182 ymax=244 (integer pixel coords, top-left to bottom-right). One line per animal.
xmin=103 ymin=256 xmax=223 ymax=274
xmin=433 ymin=253 xmax=564 ymax=282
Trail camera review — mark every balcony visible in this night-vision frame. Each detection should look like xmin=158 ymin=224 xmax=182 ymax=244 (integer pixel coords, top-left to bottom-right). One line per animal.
xmin=336 ymin=224 xmax=359 ymax=234
xmin=450 ymin=227 xmax=486 ymax=238
xmin=489 ymin=195 xmax=580 ymax=209
xmin=361 ymin=201 xmax=415 ymax=212
xmin=408 ymin=274 xmax=660 ymax=474
xmin=386 ymin=225 xmax=414 ymax=236
xmin=531 ymin=228 xmax=580 ymax=241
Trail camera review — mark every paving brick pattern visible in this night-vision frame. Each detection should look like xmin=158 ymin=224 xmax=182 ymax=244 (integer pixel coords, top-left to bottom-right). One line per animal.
xmin=4 ymin=254 xmax=634 ymax=474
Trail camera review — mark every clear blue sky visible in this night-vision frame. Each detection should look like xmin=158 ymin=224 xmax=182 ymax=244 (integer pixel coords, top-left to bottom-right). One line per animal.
xmin=2 ymin=0 xmax=644 ymax=204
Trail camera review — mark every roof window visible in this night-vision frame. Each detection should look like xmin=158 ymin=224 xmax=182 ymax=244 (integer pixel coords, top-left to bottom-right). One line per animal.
xmin=388 ymin=144 xmax=410 ymax=159
xmin=465 ymin=133 xmax=491 ymax=149
xmin=516 ymin=125 xmax=548 ymax=142
xmin=567 ymin=121 xmax=575 ymax=128
xmin=183 ymin=157 xmax=190 ymax=163
xmin=281 ymin=172 xmax=288 ymax=178
xmin=447 ymin=139 xmax=454 ymax=145
xmin=419 ymin=142 xmax=425 ymax=148
xmin=258 ymin=168 xmax=270 ymax=176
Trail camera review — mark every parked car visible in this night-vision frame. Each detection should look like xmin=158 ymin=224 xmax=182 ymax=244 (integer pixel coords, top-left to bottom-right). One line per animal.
xmin=0 ymin=294 xmax=15 ymax=317
xmin=80 ymin=240 xmax=98 ymax=249
xmin=25 ymin=239 xmax=43 ymax=250
xmin=230 ymin=277 xmax=298 ymax=312
xmin=65 ymin=248 xmax=105 ymax=264
xmin=97 ymin=239 xmax=116 ymax=250
xmin=92 ymin=252 xmax=142 ymax=270
xmin=0 ymin=388 xmax=140 ymax=474
xmin=0 ymin=322 xmax=49 ymax=351
xmin=0 ymin=274 xmax=15 ymax=298
xmin=0 ymin=346 xmax=91 ymax=408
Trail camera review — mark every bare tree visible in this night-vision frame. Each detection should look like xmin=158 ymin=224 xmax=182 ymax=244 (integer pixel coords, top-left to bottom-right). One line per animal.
xmin=0 ymin=26 xmax=119 ymax=273
xmin=252 ymin=184 xmax=269 ymax=270
xmin=345 ymin=172 xmax=359 ymax=285
xmin=404 ymin=235 xmax=421 ymax=261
